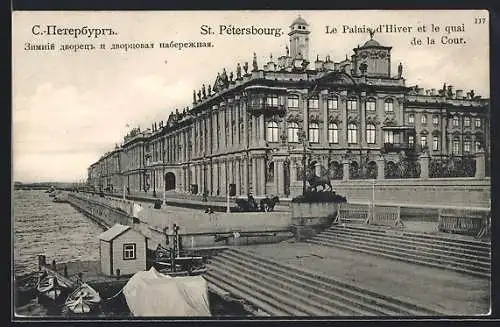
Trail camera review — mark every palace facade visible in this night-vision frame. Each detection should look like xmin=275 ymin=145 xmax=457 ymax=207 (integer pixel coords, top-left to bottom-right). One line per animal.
xmin=88 ymin=16 xmax=490 ymax=198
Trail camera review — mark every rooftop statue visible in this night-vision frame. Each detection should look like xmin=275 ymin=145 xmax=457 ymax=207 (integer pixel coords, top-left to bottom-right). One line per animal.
xmin=243 ymin=62 xmax=249 ymax=74
xmin=197 ymin=90 xmax=202 ymax=101
xmin=398 ymin=62 xmax=403 ymax=78
xmin=202 ymin=84 xmax=206 ymax=98
xmin=236 ymin=63 xmax=241 ymax=79
xmin=207 ymin=84 xmax=211 ymax=95
xmin=229 ymin=71 xmax=233 ymax=82
xmin=193 ymin=90 xmax=197 ymax=103
xmin=252 ymin=52 xmax=258 ymax=71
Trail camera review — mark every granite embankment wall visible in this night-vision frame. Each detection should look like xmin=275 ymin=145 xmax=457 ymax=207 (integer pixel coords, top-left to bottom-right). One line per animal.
xmin=67 ymin=193 xmax=293 ymax=249
xmin=334 ymin=178 xmax=491 ymax=209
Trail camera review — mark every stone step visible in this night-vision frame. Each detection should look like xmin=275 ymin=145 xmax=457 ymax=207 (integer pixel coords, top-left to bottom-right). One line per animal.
xmin=321 ymin=229 xmax=490 ymax=266
xmin=212 ymin=251 xmax=416 ymax=316
xmin=313 ymin=233 xmax=490 ymax=273
xmin=307 ymin=238 xmax=490 ymax=278
xmin=338 ymin=224 xmax=490 ymax=250
xmin=208 ymin=258 xmax=351 ymax=316
xmin=224 ymin=248 xmax=444 ymax=315
xmin=204 ymin=273 xmax=289 ymax=316
xmin=205 ymin=265 xmax=313 ymax=316
xmin=330 ymin=225 xmax=490 ymax=256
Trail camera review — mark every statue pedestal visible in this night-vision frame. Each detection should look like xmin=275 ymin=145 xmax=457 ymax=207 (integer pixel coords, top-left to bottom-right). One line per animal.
xmin=290 ymin=191 xmax=347 ymax=241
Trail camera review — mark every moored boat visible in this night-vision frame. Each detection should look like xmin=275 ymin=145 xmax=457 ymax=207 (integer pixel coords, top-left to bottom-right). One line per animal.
xmin=37 ymin=276 xmax=64 ymax=300
xmin=64 ymin=283 xmax=101 ymax=314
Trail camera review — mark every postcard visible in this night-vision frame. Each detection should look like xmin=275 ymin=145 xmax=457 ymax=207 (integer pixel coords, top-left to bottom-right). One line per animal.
xmin=12 ymin=10 xmax=491 ymax=319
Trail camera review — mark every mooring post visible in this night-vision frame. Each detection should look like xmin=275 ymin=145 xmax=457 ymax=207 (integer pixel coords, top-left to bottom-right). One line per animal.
xmin=51 ymin=259 xmax=56 ymax=271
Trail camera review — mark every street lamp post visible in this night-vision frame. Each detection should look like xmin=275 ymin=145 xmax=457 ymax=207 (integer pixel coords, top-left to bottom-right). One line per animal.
xmin=298 ymin=130 xmax=308 ymax=196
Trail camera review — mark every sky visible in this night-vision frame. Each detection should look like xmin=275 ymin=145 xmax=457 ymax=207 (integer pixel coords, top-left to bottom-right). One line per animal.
xmin=12 ymin=10 xmax=489 ymax=183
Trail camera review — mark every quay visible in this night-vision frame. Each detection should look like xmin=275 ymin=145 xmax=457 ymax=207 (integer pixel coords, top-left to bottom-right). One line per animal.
xmin=34 ymin=188 xmax=488 ymax=316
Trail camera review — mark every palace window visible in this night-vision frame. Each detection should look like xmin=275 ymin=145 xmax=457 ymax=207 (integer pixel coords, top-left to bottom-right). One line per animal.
xmin=433 ymin=115 xmax=439 ymax=125
xmin=266 ymin=95 xmax=279 ymax=107
xmin=266 ymin=121 xmax=279 ymax=142
xmin=366 ymin=124 xmax=376 ymax=144
xmin=421 ymin=114 xmax=427 ymax=125
xmin=475 ymin=141 xmax=482 ymax=152
xmin=384 ymin=130 xmax=394 ymax=144
xmin=408 ymin=114 xmax=415 ymax=125
xmin=464 ymin=116 xmax=471 ymax=127
xmin=308 ymin=98 xmax=319 ymax=109
xmin=309 ymin=123 xmax=319 ymax=143
xmin=452 ymin=116 xmax=459 ymax=127
xmin=123 ymin=243 xmax=136 ymax=260
xmin=366 ymin=99 xmax=376 ymax=111
xmin=347 ymin=99 xmax=357 ymax=111
xmin=475 ymin=118 xmax=482 ymax=128
xmin=287 ymin=95 xmax=299 ymax=108
xmin=420 ymin=135 xmax=427 ymax=149
xmin=464 ymin=138 xmax=471 ymax=153
xmin=288 ymin=122 xmax=299 ymax=142
xmin=384 ymin=99 xmax=394 ymax=112
xmin=328 ymin=123 xmax=339 ymax=144
xmin=433 ymin=136 xmax=439 ymax=150
xmin=408 ymin=135 xmax=414 ymax=147
xmin=452 ymin=138 xmax=460 ymax=155
xmin=327 ymin=97 xmax=338 ymax=110
xmin=348 ymin=124 xmax=358 ymax=144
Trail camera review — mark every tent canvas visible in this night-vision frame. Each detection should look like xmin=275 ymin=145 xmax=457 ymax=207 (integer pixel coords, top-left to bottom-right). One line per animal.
xmin=123 ymin=267 xmax=211 ymax=317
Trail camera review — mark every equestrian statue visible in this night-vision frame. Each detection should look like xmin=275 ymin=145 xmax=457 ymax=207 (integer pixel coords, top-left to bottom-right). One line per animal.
xmin=306 ymin=170 xmax=333 ymax=192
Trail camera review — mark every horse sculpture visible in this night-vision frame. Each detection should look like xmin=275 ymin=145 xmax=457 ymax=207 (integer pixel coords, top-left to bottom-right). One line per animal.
xmin=306 ymin=171 xmax=333 ymax=192
xmin=259 ymin=196 xmax=280 ymax=212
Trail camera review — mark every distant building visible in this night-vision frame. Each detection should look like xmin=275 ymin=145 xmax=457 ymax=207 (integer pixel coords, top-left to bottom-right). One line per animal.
xmin=98 ymin=224 xmax=148 ymax=277
xmin=88 ymin=16 xmax=490 ymax=198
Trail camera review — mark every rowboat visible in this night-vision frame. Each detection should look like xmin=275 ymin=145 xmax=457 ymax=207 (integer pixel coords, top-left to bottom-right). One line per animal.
xmin=37 ymin=275 xmax=66 ymax=300
xmin=64 ymin=283 xmax=101 ymax=314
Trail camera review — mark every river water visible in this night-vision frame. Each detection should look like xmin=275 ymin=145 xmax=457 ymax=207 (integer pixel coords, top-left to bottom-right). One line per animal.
xmin=13 ymin=190 xmax=104 ymax=277
xmin=12 ymin=190 xmax=248 ymax=318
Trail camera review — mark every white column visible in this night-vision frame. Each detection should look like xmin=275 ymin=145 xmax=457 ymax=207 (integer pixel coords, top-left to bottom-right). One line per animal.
xmin=236 ymin=159 xmax=241 ymax=195
xmin=251 ymin=157 xmax=257 ymax=194
xmin=259 ymin=157 xmax=266 ymax=196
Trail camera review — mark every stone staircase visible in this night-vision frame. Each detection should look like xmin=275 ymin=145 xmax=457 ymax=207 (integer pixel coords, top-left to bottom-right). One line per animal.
xmin=307 ymin=224 xmax=491 ymax=278
xmin=204 ymin=247 xmax=446 ymax=316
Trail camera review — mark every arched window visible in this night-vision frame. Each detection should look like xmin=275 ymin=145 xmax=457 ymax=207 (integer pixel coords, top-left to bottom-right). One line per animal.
xmin=452 ymin=137 xmax=460 ymax=154
xmin=308 ymin=97 xmax=319 ymax=109
xmin=464 ymin=137 xmax=471 ymax=153
xmin=420 ymin=135 xmax=427 ymax=149
xmin=327 ymin=97 xmax=338 ymax=110
xmin=348 ymin=124 xmax=358 ymax=144
xmin=421 ymin=114 xmax=427 ymax=124
xmin=432 ymin=115 xmax=439 ymax=125
xmin=309 ymin=123 xmax=319 ymax=143
xmin=287 ymin=95 xmax=299 ymax=108
xmin=475 ymin=118 xmax=482 ymax=128
xmin=464 ymin=116 xmax=471 ymax=127
xmin=366 ymin=98 xmax=376 ymax=111
xmin=452 ymin=116 xmax=459 ymax=127
xmin=408 ymin=114 xmax=415 ymax=125
xmin=266 ymin=121 xmax=279 ymax=142
xmin=287 ymin=122 xmax=299 ymax=142
xmin=432 ymin=135 xmax=439 ymax=150
xmin=366 ymin=124 xmax=376 ymax=144
xmin=384 ymin=99 xmax=394 ymax=112
xmin=347 ymin=98 xmax=357 ymax=111
xmin=328 ymin=123 xmax=339 ymax=144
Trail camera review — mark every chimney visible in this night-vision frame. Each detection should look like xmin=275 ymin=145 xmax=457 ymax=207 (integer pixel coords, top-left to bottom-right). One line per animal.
xmin=425 ymin=89 xmax=430 ymax=95
xmin=456 ymin=89 xmax=464 ymax=99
